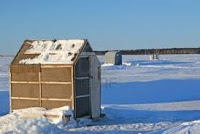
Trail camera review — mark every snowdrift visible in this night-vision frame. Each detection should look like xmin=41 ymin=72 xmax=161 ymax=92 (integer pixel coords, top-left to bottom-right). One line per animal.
xmin=0 ymin=106 xmax=92 ymax=133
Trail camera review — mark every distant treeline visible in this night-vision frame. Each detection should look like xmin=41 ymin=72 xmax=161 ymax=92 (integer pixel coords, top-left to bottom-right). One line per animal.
xmin=95 ymin=48 xmax=200 ymax=55
xmin=1 ymin=48 xmax=200 ymax=57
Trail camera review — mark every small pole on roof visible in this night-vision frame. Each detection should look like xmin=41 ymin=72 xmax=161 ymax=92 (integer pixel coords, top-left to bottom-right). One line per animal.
xmin=53 ymin=39 xmax=57 ymax=42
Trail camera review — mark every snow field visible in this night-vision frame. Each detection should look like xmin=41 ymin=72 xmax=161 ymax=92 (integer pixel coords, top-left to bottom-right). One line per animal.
xmin=1 ymin=54 xmax=200 ymax=133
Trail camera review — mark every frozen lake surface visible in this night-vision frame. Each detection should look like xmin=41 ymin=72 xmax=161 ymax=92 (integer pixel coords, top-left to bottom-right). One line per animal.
xmin=1 ymin=54 xmax=200 ymax=133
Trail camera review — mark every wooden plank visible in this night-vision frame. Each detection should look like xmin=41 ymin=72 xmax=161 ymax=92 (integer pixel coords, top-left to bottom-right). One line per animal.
xmin=11 ymin=81 xmax=72 ymax=84
xmin=11 ymin=97 xmax=71 ymax=101
xmin=39 ymin=70 xmax=42 ymax=107
xmin=11 ymin=97 xmax=39 ymax=100
xmin=41 ymin=65 xmax=72 ymax=68
xmin=24 ymin=52 xmax=41 ymax=55
xmin=41 ymin=98 xmax=72 ymax=101
xmin=75 ymin=77 xmax=89 ymax=80
xmin=9 ymin=70 xmax=12 ymax=113
xmin=41 ymin=82 xmax=72 ymax=84
xmin=11 ymin=81 xmax=39 ymax=84
xmin=76 ymin=94 xmax=90 ymax=99
xmin=71 ymin=67 xmax=74 ymax=110
xmin=89 ymin=56 xmax=92 ymax=118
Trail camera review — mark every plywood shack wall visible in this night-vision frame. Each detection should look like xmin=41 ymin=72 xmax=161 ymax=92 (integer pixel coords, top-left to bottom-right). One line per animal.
xmin=10 ymin=64 xmax=74 ymax=111
xmin=10 ymin=39 xmax=101 ymax=119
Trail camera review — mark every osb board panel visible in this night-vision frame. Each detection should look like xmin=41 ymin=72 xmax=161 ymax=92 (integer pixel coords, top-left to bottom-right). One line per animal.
xmin=41 ymin=64 xmax=72 ymax=67
xmin=11 ymin=99 xmax=40 ymax=110
xmin=41 ymin=67 xmax=72 ymax=82
xmin=12 ymin=40 xmax=39 ymax=64
xmin=42 ymin=100 xmax=72 ymax=110
xmin=11 ymin=72 xmax=39 ymax=82
xmin=10 ymin=64 xmax=40 ymax=73
xmin=11 ymin=64 xmax=40 ymax=82
xmin=42 ymin=84 xmax=72 ymax=99
xmin=11 ymin=83 xmax=39 ymax=98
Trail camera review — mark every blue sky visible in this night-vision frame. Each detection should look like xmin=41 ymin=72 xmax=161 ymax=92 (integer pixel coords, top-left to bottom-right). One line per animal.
xmin=0 ymin=0 xmax=200 ymax=54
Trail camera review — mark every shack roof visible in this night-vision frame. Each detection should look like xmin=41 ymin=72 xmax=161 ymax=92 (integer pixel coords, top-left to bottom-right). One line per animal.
xmin=12 ymin=39 xmax=87 ymax=65
xmin=105 ymin=51 xmax=121 ymax=57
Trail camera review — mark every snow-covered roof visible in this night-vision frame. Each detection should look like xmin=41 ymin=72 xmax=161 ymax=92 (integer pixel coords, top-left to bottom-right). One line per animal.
xmin=19 ymin=39 xmax=85 ymax=64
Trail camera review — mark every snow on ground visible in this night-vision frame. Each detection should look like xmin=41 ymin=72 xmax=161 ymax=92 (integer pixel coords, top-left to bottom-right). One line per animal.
xmin=0 ymin=57 xmax=12 ymax=116
xmin=0 ymin=106 xmax=92 ymax=133
xmin=0 ymin=57 xmax=11 ymax=91
xmin=1 ymin=54 xmax=200 ymax=133
xmin=100 ymin=55 xmax=200 ymax=83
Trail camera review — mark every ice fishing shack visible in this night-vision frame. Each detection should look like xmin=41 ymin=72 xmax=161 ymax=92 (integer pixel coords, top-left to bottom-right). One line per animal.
xmin=9 ymin=39 xmax=101 ymax=119
xmin=150 ymin=54 xmax=159 ymax=60
xmin=105 ymin=51 xmax=122 ymax=65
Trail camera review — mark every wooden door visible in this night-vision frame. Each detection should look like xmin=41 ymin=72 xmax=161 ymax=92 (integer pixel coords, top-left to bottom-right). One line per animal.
xmin=74 ymin=57 xmax=90 ymax=118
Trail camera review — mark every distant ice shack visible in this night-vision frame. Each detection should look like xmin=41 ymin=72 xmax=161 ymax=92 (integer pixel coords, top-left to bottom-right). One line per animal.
xmin=105 ymin=51 xmax=122 ymax=65
xmin=9 ymin=39 xmax=101 ymax=119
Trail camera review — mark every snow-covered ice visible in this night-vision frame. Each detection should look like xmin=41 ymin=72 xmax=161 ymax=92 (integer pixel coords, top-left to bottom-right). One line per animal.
xmin=0 ymin=57 xmax=12 ymax=116
xmin=1 ymin=54 xmax=200 ymax=133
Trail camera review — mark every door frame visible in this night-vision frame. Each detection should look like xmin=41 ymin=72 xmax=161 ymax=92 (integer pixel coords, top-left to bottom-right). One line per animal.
xmin=74 ymin=56 xmax=91 ymax=118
